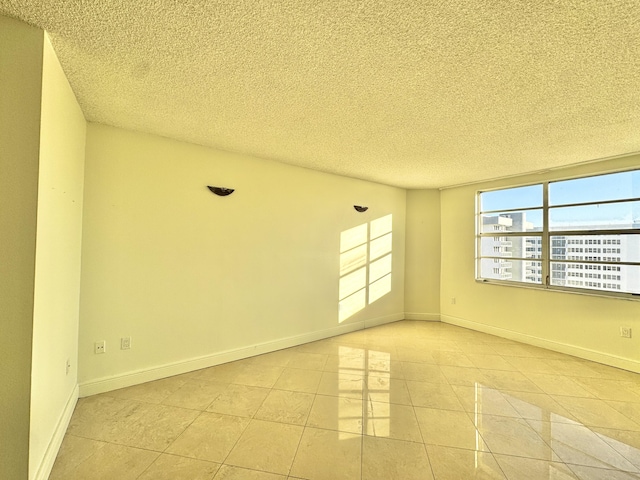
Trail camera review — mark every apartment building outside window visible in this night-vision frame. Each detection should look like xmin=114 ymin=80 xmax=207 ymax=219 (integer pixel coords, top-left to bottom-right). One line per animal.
xmin=476 ymin=169 xmax=640 ymax=298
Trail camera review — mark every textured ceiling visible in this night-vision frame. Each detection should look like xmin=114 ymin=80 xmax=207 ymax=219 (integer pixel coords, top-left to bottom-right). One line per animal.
xmin=2 ymin=1 xmax=640 ymax=188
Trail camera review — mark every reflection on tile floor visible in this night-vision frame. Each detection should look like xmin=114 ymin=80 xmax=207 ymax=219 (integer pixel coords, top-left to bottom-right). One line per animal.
xmin=51 ymin=321 xmax=640 ymax=479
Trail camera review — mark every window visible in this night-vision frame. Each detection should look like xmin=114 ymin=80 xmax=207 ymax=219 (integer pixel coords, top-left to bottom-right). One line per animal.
xmin=477 ymin=169 xmax=640 ymax=297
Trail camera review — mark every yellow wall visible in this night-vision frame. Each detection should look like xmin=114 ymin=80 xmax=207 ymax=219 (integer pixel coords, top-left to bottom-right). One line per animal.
xmin=0 ymin=15 xmax=43 ymax=480
xmin=29 ymin=34 xmax=86 ymax=479
xmin=441 ymin=154 xmax=640 ymax=371
xmin=78 ymin=124 xmax=406 ymax=393
xmin=404 ymin=190 xmax=441 ymax=319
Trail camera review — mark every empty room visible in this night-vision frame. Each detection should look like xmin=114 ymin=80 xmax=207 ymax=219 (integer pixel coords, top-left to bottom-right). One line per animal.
xmin=3 ymin=1 xmax=640 ymax=479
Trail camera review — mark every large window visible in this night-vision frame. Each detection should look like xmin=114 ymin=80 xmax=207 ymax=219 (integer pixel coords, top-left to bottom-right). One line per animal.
xmin=477 ymin=169 xmax=640 ymax=297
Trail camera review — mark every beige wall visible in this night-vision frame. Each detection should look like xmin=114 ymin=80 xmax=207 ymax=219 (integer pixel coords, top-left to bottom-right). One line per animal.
xmin=440 ymin=154 xmax=640 ymax=371
xmin=29 ymin=35 xmax=86 ymax=479
xmin=0 ymin=15 xmax=43 ymax=480
xmin=404 ymin=190 xmax=441 ymax=319
xmin=78 ymin=124 xmax=406 ymax=392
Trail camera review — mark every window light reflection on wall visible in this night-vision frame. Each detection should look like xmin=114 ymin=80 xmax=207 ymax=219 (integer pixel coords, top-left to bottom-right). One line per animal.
xmin=338 ymin=214 xmax=393 ymax=323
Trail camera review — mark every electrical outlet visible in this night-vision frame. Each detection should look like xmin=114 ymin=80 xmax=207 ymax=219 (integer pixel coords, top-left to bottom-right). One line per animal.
xmin=620 ymin=327 xmax=632 ymax=338
xmin=66 ymin=358 xmax=71 ymax=375
xmin=94 ymin=341 xmax=106 ymax=354
xmin=451 ymin=297 xmax=456 ymax=305
xmin=121 ymin=337 xmax=131 ymax=350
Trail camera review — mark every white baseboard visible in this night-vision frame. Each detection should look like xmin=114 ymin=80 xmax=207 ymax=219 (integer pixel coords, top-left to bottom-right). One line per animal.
xmin=404 ymin=312 xmax=440 ymax=321
xmin=441 ymin=314 xmax=640 ymax=374
xmin=365 ymin=312 xmax=405 ymax=328
xmin=33 ymin=384 xmax=79 ymax=480
xmin=79 ymin=312 xmax=403 ymax=397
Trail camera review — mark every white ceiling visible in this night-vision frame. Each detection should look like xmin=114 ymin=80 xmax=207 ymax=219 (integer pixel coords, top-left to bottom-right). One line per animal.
xmin=2 ymin=1 xmax=640 ymax=188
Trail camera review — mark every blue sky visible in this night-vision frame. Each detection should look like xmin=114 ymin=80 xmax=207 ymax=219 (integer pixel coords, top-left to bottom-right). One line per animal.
xmin=481 ymin=170 xmax=640 ymax=228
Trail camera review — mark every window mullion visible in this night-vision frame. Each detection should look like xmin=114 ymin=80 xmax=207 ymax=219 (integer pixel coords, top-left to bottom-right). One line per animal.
xmin=542 ymin=182 xmax=550 ymax=286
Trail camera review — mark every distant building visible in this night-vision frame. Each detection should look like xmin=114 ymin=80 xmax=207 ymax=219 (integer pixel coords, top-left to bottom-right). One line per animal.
xmin=481 ymin=214 xmax=640 ymax=293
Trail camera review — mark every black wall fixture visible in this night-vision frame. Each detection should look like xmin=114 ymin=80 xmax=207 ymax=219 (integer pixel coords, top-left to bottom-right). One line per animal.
xmin=354 ymin=205 xmax=368 ymax=212
xmin=207 ymin=186 xmax=235 ymax=196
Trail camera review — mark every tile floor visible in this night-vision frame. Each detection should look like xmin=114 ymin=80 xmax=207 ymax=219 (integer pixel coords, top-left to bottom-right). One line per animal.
xmin=50 ymin=321 xmax=640 ymax=479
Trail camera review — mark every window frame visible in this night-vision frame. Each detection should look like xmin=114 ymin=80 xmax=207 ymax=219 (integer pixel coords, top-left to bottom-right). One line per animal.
xmin=475 ymin=168 xmax=640 ymax=300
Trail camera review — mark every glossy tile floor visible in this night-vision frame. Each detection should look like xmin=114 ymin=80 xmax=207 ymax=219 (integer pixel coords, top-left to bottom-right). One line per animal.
xmin=51 ymin=321 xmax=640 ymax=479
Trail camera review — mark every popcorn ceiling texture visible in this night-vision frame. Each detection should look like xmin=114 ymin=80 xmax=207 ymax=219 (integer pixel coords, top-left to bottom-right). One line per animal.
xmin=2 ymin=1 xmax=639 ymax=188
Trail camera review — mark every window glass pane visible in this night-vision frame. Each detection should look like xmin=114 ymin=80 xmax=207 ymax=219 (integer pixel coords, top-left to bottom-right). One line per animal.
xmin=550 ymin=170 xmax=640 ymax=206
xmin=479 ymin=258 xmax=543 ymax=283
xmin=480 ymin=236 xmax=542 ymax=259
xmin=550 ymin=234 xmax=640 ymax=262
xmin=480 ymin=184 xmax=542 ymax=212
xmin=550 ymin=262 xmax=640 ymax=294
xmin=481 ymin=210 xmax=543 ymax=233
xmin=549 ymin=201 xmax=640 ymax=231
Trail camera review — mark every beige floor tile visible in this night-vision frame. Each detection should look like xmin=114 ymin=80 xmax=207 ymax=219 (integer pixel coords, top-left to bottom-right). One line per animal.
xmin=527 ymin=419 xmax=638 ymax=472
xmin=162 ymin=380 xmax=229 ymax=410
xmin=573 ymin=377 xmax=640 ymax=402
xmin=523 ymin=373 xmax=595 ymax=398
xmin=482 ymin=370 xmax=544 ymax=394
xmin=468 ymin=354 xmax=518 ymax=372
xmin=226 ymin=419 xmax=304 ymax=475
xmin=407 ymin=380 xmax=464 ymax=411
xmin=544 ymin=359 xmax=603 ymax=378
xmin=195 ymin=362 xmax=246 ymax=383
xmin=426 ymin=445 xmax=506 ymax=480
xmin=289 ymin=427 xmax=362 ymax=480
xmin=307 ymin=394 xmax=364 ymax=434
xmin=214 ymin=465 xmax=287 ymax=479
xmin=297 ymin=339 xmax=345 ymax=355
xmin=362 ymin=435 xmax=433 ymax=479
xmin=566 ymin=464 xmax=640 ymax=479
xmin=594 ymin=428 xmax=640 ymax=470
xmin=501 ymin=356 xmax=558 ymax=374
xmin=493 ymin=454 xmax=578 ymax=480
xmin=137 ymin=453 xmax=220 ymax=480
xmin=552 ymin=396 xmax=640 ymax=431
xmin=54 ymin=443 xmax=159 ymax=480
xmin=452 ymin=385 xmax=521 ymax=418
xmin=323 ymin=354 xmax=367 ymax=374
xmin=365 ymin=375 xmax=412 ymax=405
xmin=439 ymin=366 xmax=488 ymax=386
xmin=606 ymin=400 xmax=640 ymax=426
xmin=51 ymin=321 xmax=640 ymax=480
xmin=206 ymin=384 xmax=270 ymax=417
xmin=107 ymin=376 xmax=188 ymax=404
xmin=395 ymin=346 xmax=436 ymax=363
xmin=501 ymin=391 xmax=579 ymax=424
xmin=112 ymin=402 xmax=201 ymax=451
xmin=454 ymin=343 xmax=499 ymax=355
xmin=430 ymin=351 xmax=475 ymax=368
xmin=316 ymin=371 xmax=366 ymax=399
xmin=273 ymin=368 xmax=322 ymax=394
xmin=474 ymin=415 xmax=554 ymax=460
xmin=70 ymin=399 xmax=199 ymax=451
xmin=233 ymin=365 xmax=284 ymax=388
xmin=66 ymin=395 xmax=132 ymax=440
xmin=402 ymin=362 xmax=449 ymax=383
xmin=364 ymin=401 xmax=423 ymax=442
xmin=365 ymin=352 xmax=404 ymax=379
xmin=49 ymin=435 xmax=107 ymax=479
xmin=285 ymin=352 xmax=329 ymax=371
xmin=250 ymin=349 xmax=296 ymax=367
xmin=166 ymin=412 xmax=250 ymax=463
xmin=255 ymin=389 xmax=314 ymax=425
xmin=415 ymin=407 xmax=485 ymax=450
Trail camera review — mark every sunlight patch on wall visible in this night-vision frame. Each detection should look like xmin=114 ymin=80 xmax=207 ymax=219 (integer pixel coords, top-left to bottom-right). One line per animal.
xmin=338 ymin=215 xmax=393 ymax=322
